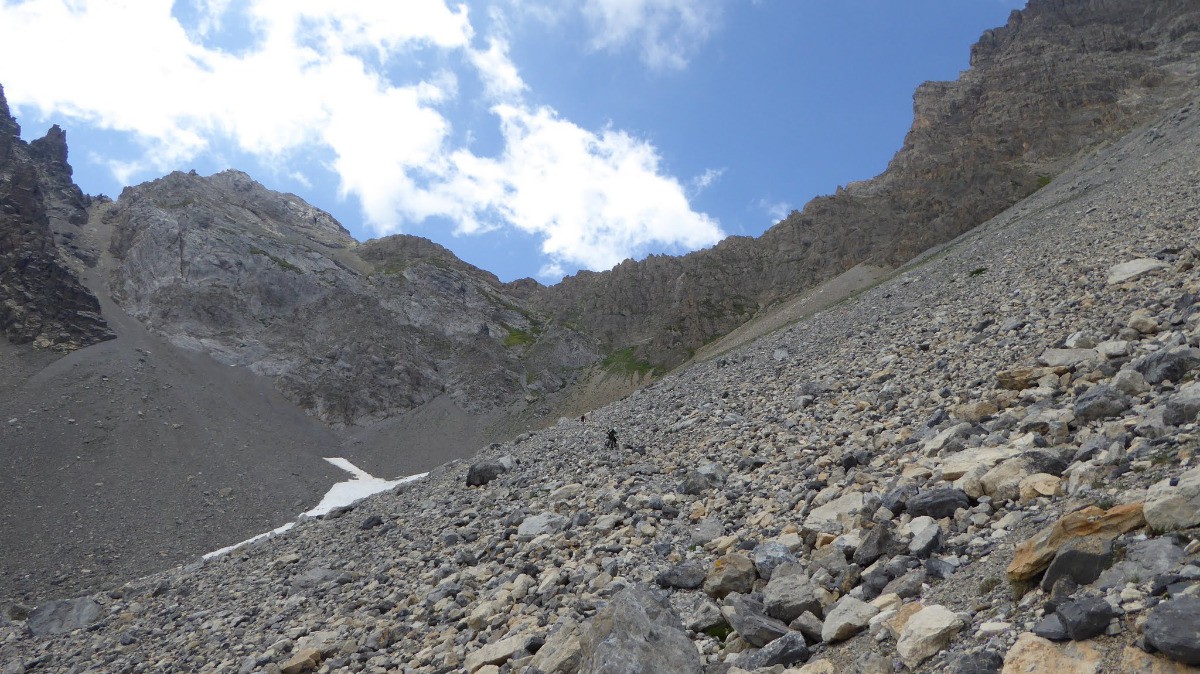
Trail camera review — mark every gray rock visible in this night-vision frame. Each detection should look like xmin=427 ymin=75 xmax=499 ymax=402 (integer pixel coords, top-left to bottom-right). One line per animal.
xmin=789 ymin=611 xmax=824 ymax=645
xmin=764 ymin=566 xmax=822 ymax=623
xmin=751 ymin=541 xmax=796 ymax=580
xmin=854 ymin=522 xmax=901 ymax=567
xmin=1134 ymin=347 xmax=1200 ymax=385
xmin=655 ymin=560 xmax=706 ymax=590
xmin=720 ymin=593 xmax=789 ymax=647
xmin=26 ymin=596 xmax=103 ymax=636
xmin=1107 ymin=258 xmax=1169 ymax=284
xmin=703 ymin=553 xmax=757 ymax=599
xmin=908 ymin=517 xmax=943 ymax=558
xmin=1096 ymin=537 xmax=1185 ymax=589
xmin=735 ymin=631 xmax=809 ymax=669
xmin=907 ymin=488 xmax=970 ymax=519
xmin=1033 ymin=613 xmax=1068 ymax=641
xmin=1073 ymin=385 xmax=1132 ymax=423
xmin=1143 ymin=596 xmax=1200 ymax=665
xmin=1163 ymin=383 xmax=1200 ymax=426
xmin=518 ymin=513 xmax=568 ymax=538
xmin=1144 ymin=467 xmax=1200 ymax=532
xmin=1055 ymin=596 xmax=1114 ymax=641
xmin=1039 ymin=537 xmax=1114 ymax=592
xmin=692 ymin=518 xmax=723 ymax=545
xmin=948 ymin=649 xmax=1005 ymax=674
xmin=578 ymin=585 xmax=701 ymax=674
xmin=467 ymin=456 xmax=514 ymax=486
xmin=685 ymin=599 xmax=727 ymax=633
xmin=821 ymin=596 xmax=879 ymax=643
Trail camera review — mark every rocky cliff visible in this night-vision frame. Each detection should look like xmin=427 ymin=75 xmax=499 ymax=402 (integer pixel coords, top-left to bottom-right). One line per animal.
xmin=528 ymin=0 xmax=1200 ymax=368
xmin=104 ymin=170 xmax=599 ymax=425
xmin=0 ymin=84 xmax=112 ymax=350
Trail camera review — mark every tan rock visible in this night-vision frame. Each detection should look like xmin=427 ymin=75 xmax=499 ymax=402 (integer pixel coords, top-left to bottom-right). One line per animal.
xmin=279 ymin=647 xmax=322 ymax=674
xmin=464 ymin=635 xmax=528 ymax=673
xmin=1119 ymin=646 xmax=1200 ymax=673
xmin=998 ymin=366 xmax=1068 ymax=391
xmin=940 ymin=446 xmax=1021 ymax=481
xmin=1019 ymin=473 xmax=1061 ymax=501
xmin=528 ymin=619 xmax=581 ymax=674
xmin=982 ymin=458 xmax=1031 ymax=502
xmin=1007 ymin=502 xmax=1145 ymax=581
xmin=953 ymin=401 xmax=998 ymax=422
xmin=897 ymin=605 xmax=964 ymax=668
xmin=1001 ymin=633 xmax=1101 ymax=674
xmin=789 ymin=660 xmax=836 ymax=674
xmin=883 ymin=601 xmax=924 ymax=639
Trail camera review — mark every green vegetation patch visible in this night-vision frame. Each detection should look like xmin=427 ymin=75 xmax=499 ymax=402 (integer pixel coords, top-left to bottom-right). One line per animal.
xmin=504 ymin=327 xmax=536 ymax=347
xmin=602 ymin=346 xmax=660 ymax=378
xmin=1036 ymin=174 xmax=1053 ymax=189
xmin=249 ymin=247 xmax=302 ymax=273
xmin=969 ymin=267 xmax=988 ymax=277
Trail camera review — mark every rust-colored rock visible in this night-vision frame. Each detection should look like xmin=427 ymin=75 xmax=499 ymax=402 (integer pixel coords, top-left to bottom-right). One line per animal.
xmin=1006 ymin=502 xmax=1146 ymax=582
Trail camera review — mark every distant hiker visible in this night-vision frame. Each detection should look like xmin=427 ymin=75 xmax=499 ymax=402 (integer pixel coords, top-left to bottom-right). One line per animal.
xmin=580 ymin=414 xmax=586 ymax=422
xmin=606 ymin=428 xmax=618 ymax=451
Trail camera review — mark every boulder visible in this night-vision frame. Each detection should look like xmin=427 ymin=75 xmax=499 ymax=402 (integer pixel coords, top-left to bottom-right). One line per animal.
xmin=821 ymin=596 xmax=879 ymax=643
xmin=751 ymin=541 xmax=797 ymax=580
xmin=1134 ymin=348 xmax=1200 ymax=385
xmin=655 ymin=560 xmax=707 ymax=590
xmin=1143 ymin=597 xmax=1200 ymax=666
xmin=1007 ymin=502 xmax=1146 ymax=582
xmin=1055 ymin=596 xmax=1114 ymax=641
xmin=1073 ymin=385 xmax=1131 ymax=423
xmin=26 ymin=596 xmax=103 ymax=636
xmin=518 ymin=513 xmax=568 ymax=538
xmin=907 ymin=488 xmax=970 ymax=519
xmin=703 ymin=553 xmax=757 ymax=598
xmin=897 ymin=605 xmax=964 ymax=668
xmin=720 ymin=593 xmax=789 ymax=648
xmin=940 ymin=446 xmax=1021 ymax=481
xmin=764 ymin=566 xmax=822 ymax=622
xmin=466 ymin=456 xmax=514 ymax=486
xmin=1120 ymin=645 xmax=1200 ymax=673
xmin=804 ymin=492 xmax=864 ymax=533
xmin=578 ymin=585 xmax=701 ymax=674
xmin=1001 ymin=633 xmax=1102 ymax=673
xmin=1039 ymin=537 xmax=1114 ymax=592
xmin=1040 ymin=349 xmax=1097 ymax=368
xmin=1145 ymin=467 xmax=1200 ymax=532
xmin=734 ymin=631 xmax=810 ymax=669
xmin=528 ymin=619 xmax=582 ymax=674
xmin=1107 ymin=258 xmax=1169 ymax=284
xmin=1163 ymin=383 xmax=1200 ymax=426
xmin=465 ymin=635 xmax=532 ymax=673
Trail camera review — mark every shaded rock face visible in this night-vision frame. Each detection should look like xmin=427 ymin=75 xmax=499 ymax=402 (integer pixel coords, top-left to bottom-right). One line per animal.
xmin=522 ymin=0 xmax=1200 ymax=370
xmin=0 ymin=85 xmax=112 ymax=351
xmin=105 ymin=170 xmax=600 ymax=425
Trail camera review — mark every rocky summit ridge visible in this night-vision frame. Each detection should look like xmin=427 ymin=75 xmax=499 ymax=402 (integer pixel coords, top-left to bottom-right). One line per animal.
xmin=4 ymin=0 xmax=1200 ymax=672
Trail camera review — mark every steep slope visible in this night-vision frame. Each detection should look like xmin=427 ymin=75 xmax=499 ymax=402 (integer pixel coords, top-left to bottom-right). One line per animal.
xmin=0 ymin=84 xmax=111 ymax=350
xmin=105 ymin=171 xmax=600 ymax=426
xmin=527 ymin=0 xmax=1200 ymax=368
xmin=5 ymin=79 xmax=1200 ymax=674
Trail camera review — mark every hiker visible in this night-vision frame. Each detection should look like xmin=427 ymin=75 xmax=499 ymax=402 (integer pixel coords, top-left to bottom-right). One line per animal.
xmin=606 ymin=428 xmax=618 ymax=450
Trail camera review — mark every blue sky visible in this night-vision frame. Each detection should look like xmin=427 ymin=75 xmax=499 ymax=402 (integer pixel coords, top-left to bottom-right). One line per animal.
xmin=0 ymin=0 xmax=1024 ymax=283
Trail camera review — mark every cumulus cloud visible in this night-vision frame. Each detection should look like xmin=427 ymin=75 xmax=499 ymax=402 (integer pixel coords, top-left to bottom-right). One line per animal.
xmin=580 ymin=0 xmax=722 ymax=70
xmin=689 ymin=167 xmax=725 ymax=196
xmin=0 ymin=0 xmax=724 ymax=278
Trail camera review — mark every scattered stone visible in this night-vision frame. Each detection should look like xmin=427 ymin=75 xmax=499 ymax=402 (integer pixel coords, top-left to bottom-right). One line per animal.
xmin=518 ymin=513 xmax=568 ymax=538
xmin=908 ymin=488 xmax=970 ymax=519
xmin=280 ymin=647 xmax=322 ymax=674
xmin=1107 ymin=258 xmax=1170 ymax=284
xmin=896 ymin=604 xmax=964 ymax=668
xmin=1001 ymin=633 xmax=1102 ymax=674
xmin=735 ymin=631 xmax=810 ymax=669
xmin=1039 ymin=537 xmax=1114 ymax=592
xmin=528 ymin=619 xmax=582 ymax=674
xmin=578 ymin=585 xmax=701 ymax=674
xmin=720 ymin=593 xmax=789 ymax=648
xmin=1143 ymin=597 xmax=1200 ymax=666
xmin=1007 ymin=502 xmax=1146 ymax=582
xmin=465 ymin=634 xmax=530 ymax=673
xmin=1145 ymin=467 xmax=1200 ymax=532
xmin=466 ymin=456 xmax=514 ymax=486
xmin=1055 ymin=596 xmax=1114 ymax=641
xmin=26 ymin=596 xmax=103 ymax=636
xmin=656 ymin=560 xmax=707 ymax=590
xmin=1073 ymin=385 xmax=1132 ymax=423
xmin=821 ymin=596 xmax=879 ymax=643
xmin=1119 ymin=645 xmax=1200 ymax=673
xmin=1134 ymin=348 xmax=1200 ymax=385
xmin=764 ymin=566 xmax=822 ymax=622
xmin=704 ymin=553 xmax=757 ymax=598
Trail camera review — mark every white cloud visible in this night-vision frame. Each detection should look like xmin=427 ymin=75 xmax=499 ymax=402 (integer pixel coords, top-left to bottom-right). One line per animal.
xmin=689 ymin=167 xmax=724 ymax=196
xmin=0 ymin=0 xmax=724 ymax=278
xmin=581 ymin=0 xmax=722 ymax=70
xmin=756 ymin=198 xmax=794 ymax=222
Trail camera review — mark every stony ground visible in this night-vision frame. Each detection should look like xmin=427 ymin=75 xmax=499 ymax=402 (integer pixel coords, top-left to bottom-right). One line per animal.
xmin=5 ymin=94 xmax=1200 ymax=674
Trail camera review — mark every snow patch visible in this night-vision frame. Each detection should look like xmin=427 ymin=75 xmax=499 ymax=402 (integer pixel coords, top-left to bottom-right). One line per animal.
xmin=203 ymin=458 xmax=427 ymax=559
